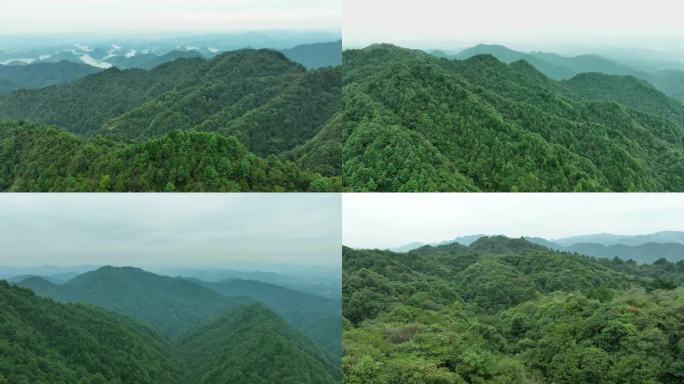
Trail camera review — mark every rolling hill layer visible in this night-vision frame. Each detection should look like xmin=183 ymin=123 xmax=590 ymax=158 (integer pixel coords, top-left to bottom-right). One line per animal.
xmin=0 ymin=49 xmax=341 ymax=191
xmin=450 ymin=44 xmax=684 ymax=102
xmin=343 ymin=44 xmax=684 ymax=191
xmin=17 ymin=266 xmax=252 ymax=339
xmin=343 ymin=236 xmax=684 ymax=383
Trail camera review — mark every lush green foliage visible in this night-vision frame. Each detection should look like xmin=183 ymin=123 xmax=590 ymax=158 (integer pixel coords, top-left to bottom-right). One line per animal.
xmin=0 ymin=49 xmax=341 ymax=191
xmin=0 ymin=61 xmax=101 ymax=93
xmin=343 ymin=44 xmax=684 ymax=191
xmin=343 ymin=236 xmax=684 ymax=383
xmin=0 ymin=50 xmax=339 ymax=151
xmin=0 ymin=281 xmax=188 ymax=384
xmin=0 ymin=121 xmax=340 ymax=191
xmin=179 ymin=304 xmax=339 ymax=384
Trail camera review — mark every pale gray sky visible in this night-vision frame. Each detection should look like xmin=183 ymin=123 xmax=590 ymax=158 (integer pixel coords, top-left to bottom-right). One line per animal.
xmin=0 ymin=194 xmax=341 ymax=268
xmin=0 ymin=0 xmax=341 ymax=34
xmin=343 ymin=193 xmax=684 ymax=249
xmin=344 ymin=0 xmax=684 ymax=55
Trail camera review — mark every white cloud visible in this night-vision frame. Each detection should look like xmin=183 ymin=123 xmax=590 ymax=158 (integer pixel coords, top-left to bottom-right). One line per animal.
xmin=79 ymin=54 xmax=112 ymax=68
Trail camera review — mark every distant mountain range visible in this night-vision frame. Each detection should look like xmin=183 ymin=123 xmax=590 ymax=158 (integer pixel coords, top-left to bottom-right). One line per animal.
xmin=391 ymin=231 xmax=684 ymax=263
xmin=437 ymin=44 xmax=684 ymax=102
xmin=6 ymin=265 xmax=341 ymax=383
xmin=0 ymin=40 xmax=341 ymax=94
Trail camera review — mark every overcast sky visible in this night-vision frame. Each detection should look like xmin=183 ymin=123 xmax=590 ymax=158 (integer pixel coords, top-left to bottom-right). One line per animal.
xmin=344 ymin=0 xmax=684 ymax=55
xmin=343 ymin=194 xmax=684 ymax=249
xmin=0 ymin=194 xmax=341 ymax=268
xmin=0 ymin=0 xmax=340 ymax=34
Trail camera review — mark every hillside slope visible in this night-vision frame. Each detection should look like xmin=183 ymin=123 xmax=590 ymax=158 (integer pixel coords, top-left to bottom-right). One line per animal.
xmin=0 ymin=281 xmax=187 ymax=383
xmin=179 ymin=304 xmax=339 ymax=384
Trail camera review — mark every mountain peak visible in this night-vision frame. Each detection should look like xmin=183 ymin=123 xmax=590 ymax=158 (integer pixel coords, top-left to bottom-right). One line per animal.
xmin=469 ymin=236 xmax=544 ymax=253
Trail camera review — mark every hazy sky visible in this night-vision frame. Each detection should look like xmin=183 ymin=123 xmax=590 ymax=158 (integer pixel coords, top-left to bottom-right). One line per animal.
xmin=344 ymin=0 xmax=684 ymax=54
xmin=0 ymin=194 xmax=341 ymax=268
xmin=0 ymin=0 xmax=341 ymax=34
xmin=343 ymin=194 xmax=684 ymax=249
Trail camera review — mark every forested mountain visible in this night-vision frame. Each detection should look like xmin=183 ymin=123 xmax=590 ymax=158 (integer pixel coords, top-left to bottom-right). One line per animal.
xmin=199 ymin=278 xmax=342 ymax=360
xmin=0 ymin=61 xmax=100 ymax=92
xmin=9 ymin=266 xmax=341 ymax=383
xmin=343 ymin=236 xmax=684 ymax=383
xmin=17 ymin=266 xmax=251 ymax=338
xmin=280 ymin=40 xmax=342 ymax=69
xmin=343 ymin=44 xmax=684 ymax=191
xmin=179 ymin=304 xmax=339 ymax=384
xmin=0 ymin=281 xmax=188 ymax=384
xmin=0 ymin=49 xmax=341 ymax=191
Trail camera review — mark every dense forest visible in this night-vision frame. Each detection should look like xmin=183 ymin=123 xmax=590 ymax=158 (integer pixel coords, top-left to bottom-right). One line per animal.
xmin=7 ymin=267 xmax=341 ymax=383
xmin=0 ymin=48 xmax=341 ymax=191
xmin=343 ymin=236 xmax=684 ymax=383
xmin=0 ymin=121 xmax=339 ymax=192
xmin=343 ymin=44 xmax=684 ymax=191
